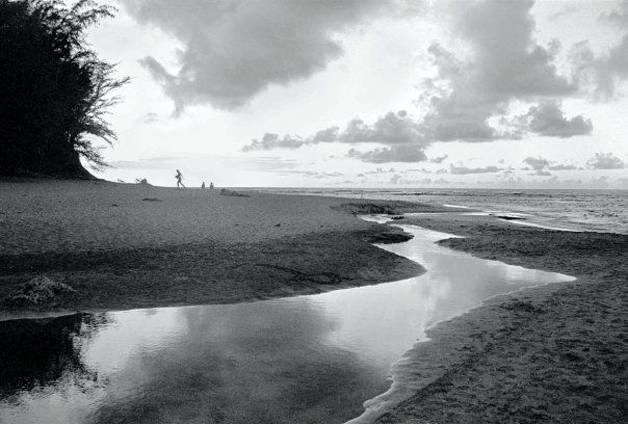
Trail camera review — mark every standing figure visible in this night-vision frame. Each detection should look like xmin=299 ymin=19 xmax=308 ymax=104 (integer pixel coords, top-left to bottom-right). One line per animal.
xmin=201 ymin=182 xmax=206 ymax=189
xmin=175 ymin=169 xmax=185 ymax=188
xmin=209 ymin=182 xmax=215 ymax=189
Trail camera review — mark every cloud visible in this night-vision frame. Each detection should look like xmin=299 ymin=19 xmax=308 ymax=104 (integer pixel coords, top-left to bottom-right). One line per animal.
xmin=242 ymin=133 xmax=306 ymax=151
xmin=362 ymin=167 xmax=397 ymax=175
xmin=141 ymin=112 xmax=160 ymax=124
xmin=389 ymin=174 xmax=403 ymax=184
xmin=518 ymin=102 xmax=592 ymax=138
xmin=449 ymin=164 xmax=502 ymax=175
xmin=548 ymin=163 xmax=579 ymax=171
xmin=388 ymin=176 xmax=452 ymax=185
xmin=601 ymin=0 xmax=628 ymax=25
xmin=586 ymin=153 xmax=626 ymax=169
xmin=279 ymin=170 xmax=344 ymax=179
xmin=523 ymin=156 xmax=581 ymax=175
xmin=429 ymin=155 xmax=448 ymax=163
xmin=570 ymin=1 xmax=628 ymax=99
xmin=347 ymin=144 xmax=428 ymax=163
xmin=338 ymin=112 xmax=426 ymax=145
xmin=422 ymin=0 xmax=577 ymax=142
xmin=523 ymin=157 xmax=549 ymax=170
xmin=549 ymin=3 xmax=578 ymax=21
xmin=404 ymin=167 xmax=433 ymax=174
xmin=571 ymin=38 xmax=628 ymax=99
xmin=121 ymin=0 xmax=414 ymax=112
xmin=523 ymin=156 xmax=552 ymax=176
xmin=243 ymin=111 xmax=431 ymax=162
xmin=248 ymin=1 xmax=591 ymax=163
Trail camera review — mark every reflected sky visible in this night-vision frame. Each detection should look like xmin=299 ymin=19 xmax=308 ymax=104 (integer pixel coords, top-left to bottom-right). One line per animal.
xmin=0 ymin=225 xmax=574 ymax=424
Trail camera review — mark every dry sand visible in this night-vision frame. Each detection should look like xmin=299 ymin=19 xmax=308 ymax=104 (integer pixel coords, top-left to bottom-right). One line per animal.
xmin=374 ymin=214 xmax=628 ymax=424
xmin=0 ymin=180 xmax=449 ymax=319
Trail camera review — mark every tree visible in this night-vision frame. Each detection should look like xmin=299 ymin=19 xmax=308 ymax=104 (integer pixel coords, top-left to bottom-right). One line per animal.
xmin=0 ymin=0 xmax=128 ymax=178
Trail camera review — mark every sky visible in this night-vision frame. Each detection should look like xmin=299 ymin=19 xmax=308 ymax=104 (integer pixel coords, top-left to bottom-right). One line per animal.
xmin=87 ymin=0 xmax=628 ymax=188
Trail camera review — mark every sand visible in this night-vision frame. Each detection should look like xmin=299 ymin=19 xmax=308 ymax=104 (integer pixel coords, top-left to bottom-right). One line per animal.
xmin=373 ymin=214 xmax=628 ymax=424
xmin=0 ymin=180 xmax=447 ymax=319
xmin=2 ymin=181 xmax=627 ymax=422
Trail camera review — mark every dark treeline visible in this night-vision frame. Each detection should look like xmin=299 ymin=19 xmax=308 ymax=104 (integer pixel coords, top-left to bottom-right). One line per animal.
xmin=0 ymin=0 xmax=128 ymax=178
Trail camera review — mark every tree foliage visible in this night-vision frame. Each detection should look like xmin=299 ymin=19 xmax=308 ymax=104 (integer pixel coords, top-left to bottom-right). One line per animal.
xmin=0 ymin=0 xmax=128 ymax=178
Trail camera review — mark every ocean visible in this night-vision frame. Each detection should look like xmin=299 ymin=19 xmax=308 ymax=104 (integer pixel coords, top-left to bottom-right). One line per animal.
xmin=259 ymin=188 xmax=628 ymax=235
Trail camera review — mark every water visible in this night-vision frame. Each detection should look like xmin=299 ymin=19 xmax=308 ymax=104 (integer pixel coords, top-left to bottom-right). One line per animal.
xmin=260 ymin=188 xmax=628 ymax=234
xmin=0 ymin=225 xmax=574 ymax=424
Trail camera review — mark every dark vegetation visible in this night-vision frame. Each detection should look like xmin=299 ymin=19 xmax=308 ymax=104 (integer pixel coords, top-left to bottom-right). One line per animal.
xmin=0 ymin=0 xmax=128 ymax=178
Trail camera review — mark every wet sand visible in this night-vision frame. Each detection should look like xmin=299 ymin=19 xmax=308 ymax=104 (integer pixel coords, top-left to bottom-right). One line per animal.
xmin=374 ymin=214 xmax=628 ymax=424
xmin=0 ymin=180 xmax=452 ymax=320
xmin=2 ymin=181 xmax=627 ymax=423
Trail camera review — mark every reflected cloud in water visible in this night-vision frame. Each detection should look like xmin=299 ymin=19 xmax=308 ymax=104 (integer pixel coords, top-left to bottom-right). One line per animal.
xmin=0 ymin=225 xmax=573 ymax=424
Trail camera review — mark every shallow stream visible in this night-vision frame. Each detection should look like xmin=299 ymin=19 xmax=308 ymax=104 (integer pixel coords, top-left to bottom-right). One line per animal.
xmin=0 ymin=223 xmax=574 ymax=424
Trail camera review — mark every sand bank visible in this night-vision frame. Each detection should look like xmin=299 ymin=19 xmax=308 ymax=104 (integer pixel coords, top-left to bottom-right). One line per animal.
xmin=4 ymin=181 xmax=626 ymax=422
xmin=373 ymin=214 xmax=628 ymax=423
xmin=0 ymin=180 xmax=453 ymax=320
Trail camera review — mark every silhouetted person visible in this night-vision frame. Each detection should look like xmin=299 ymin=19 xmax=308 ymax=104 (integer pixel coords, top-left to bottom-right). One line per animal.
xmin=201 ymin=182 xmax=206 ymax=189
xmin=175 ymin=169 xmax=185 ymax=188
xmin=209 ymin=182 xmax=215 ymax=189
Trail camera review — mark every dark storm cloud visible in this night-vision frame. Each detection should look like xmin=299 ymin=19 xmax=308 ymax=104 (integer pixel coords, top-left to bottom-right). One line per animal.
xmin=518 ymin=102 xmax=592 ymax=138
xmin=586 ymin=152 xmax=626 ymax=169
xmin=120 ymin=0 xmax=416 ymax=113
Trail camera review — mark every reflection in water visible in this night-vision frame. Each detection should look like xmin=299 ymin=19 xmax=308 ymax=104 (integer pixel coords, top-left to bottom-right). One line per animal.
xmin=0 ymin=225 xmax=574 ymax=424
xmin=0 ymin=313 xmax=106 ymax=398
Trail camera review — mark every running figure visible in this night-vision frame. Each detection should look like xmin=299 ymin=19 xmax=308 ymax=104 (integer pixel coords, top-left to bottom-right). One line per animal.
xmin=175 ymin=169 xmax=185 ymax=188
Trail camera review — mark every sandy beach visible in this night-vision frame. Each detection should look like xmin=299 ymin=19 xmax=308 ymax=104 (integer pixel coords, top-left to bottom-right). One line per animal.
xmin=1 ymin=181 xmax=627 ymax=423
xmin=0 ymin=180 xmax=452 ymax=319
xmin=375 ymin=214 xmax=628 ymax=423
